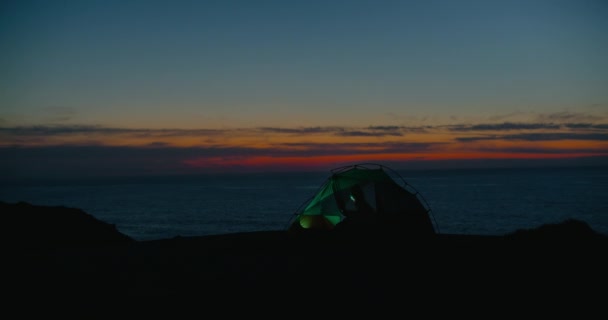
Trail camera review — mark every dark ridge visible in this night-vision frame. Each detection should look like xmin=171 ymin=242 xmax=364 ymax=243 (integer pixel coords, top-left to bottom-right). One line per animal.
xmin=1 ymin=201 xmax=134 ymax=249
xmin=2 ymin=201 xmax=606 ymax=249
xmin=505 ymin=218 xmax=606 ymax=240
xmin=3 ymin=201 xmax=607 ymax=316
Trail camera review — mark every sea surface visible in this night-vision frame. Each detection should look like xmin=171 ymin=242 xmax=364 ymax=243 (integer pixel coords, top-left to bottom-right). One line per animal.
xmin=1 ymin=166 xmax=607 ymax=241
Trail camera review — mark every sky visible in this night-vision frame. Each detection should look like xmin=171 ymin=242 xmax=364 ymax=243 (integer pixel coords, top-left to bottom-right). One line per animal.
xmin=1 ymin=0 xmax=607 ymax=178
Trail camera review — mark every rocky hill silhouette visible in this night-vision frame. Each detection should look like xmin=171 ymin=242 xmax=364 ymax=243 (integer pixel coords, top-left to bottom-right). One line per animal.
xmin=3 ymin=201 xmax=607 ymax=316
xmin=1 ymin=201 xmax=134 ymax=249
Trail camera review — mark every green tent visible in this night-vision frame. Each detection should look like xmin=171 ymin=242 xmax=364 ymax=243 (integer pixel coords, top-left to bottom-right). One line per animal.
xmin=287 ymin=163 xmax=437 ymax=234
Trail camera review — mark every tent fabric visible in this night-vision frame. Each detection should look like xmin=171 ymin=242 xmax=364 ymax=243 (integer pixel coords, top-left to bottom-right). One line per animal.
xmin=287 ymin=163 xmax=436 ymax=235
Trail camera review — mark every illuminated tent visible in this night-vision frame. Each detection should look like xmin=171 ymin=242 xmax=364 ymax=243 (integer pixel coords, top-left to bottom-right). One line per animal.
xmin=287 ymin=163 xmax=437 ymax=235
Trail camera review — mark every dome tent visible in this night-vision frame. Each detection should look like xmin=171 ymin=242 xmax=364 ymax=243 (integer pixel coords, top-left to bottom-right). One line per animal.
xmin=287 ymin=163 xmax=437 ymax=235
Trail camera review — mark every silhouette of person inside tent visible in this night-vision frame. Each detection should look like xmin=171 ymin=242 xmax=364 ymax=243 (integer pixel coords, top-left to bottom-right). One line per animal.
xmin=335 ymin=185 xmax=375 ymax=231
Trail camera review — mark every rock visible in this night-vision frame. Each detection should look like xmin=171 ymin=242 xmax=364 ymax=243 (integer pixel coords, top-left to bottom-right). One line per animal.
xmin=1 ymin=201 xmax=134 ymax=249
xmin=506 ymin=218 xmax=604 ymax=240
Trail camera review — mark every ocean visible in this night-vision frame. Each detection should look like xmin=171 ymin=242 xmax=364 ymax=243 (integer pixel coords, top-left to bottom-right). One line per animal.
xmin=1 ymin=166 xmax=607 ymax=241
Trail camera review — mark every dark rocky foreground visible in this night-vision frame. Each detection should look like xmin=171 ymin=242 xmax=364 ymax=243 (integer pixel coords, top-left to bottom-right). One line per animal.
xmin=3 ymin=201 xmax=607 ymax=316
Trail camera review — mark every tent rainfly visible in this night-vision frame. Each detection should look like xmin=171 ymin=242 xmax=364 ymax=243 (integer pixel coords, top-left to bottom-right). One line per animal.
xmin=287 ymin=163 xmax=437 ymax=235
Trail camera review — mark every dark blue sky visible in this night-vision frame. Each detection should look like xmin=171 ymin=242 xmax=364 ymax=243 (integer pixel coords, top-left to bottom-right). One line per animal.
xmin=1 ymin=0 xmax=607 ymax=176
xmin=2 ymin=0 xmax=606 ymax=128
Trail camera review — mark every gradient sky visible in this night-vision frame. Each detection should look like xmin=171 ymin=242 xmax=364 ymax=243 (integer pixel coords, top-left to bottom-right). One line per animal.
xmin=1 ymin=0 xmax=607 ymax=177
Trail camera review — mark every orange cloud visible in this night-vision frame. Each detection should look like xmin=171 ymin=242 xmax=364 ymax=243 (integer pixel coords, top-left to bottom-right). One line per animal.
xmin=2 ymin=122 xmax=607 ymax=173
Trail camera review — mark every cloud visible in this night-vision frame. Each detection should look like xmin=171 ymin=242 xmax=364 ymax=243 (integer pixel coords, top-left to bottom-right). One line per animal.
xmin=487 ymin=112 xmax=527 ymax=122
xmin=257 ymin=127 xmax=334 ymax=134
xmin=449 ymin=122 xmax=561 ymax=131
xmin=475 ymin=147 xmax=608 ymax=154
xmin=257 ymin=125 xmax=428 ymax=137
xmin=447 ymin=121 xmax=608 ymax=133
xmin=0 ymin=124 xmax=423 ymax=144
xmin=367 ymin=125 xmax=400 ymax=131
xmin=3 ymin=122 xmax=608 ymax=154
xmin=334 ymin=125 xmax=432 ymax=136
xmin=0 ymin=125 xmax=129 ymax=135
xmin=0 ymin=140 xmax=442 ymax=177
xmin=0 ymin=125 xmax=226 ymax=136
xmin=1 ymin=139 xmax=605 ymax=180
xmin=335 ymin=130 xmax=402 ymax=137
xmin=145 ymin=142 xmax=172 ymax=147
xmin=278 ymin=141 xmax=441 ymax=154
xmin=456 ymin=133 xmax=608 ymax=142
xmin=563 ymin=123 xmax=608 ymax=130
xmin=535 ymin=111 xmax=604 ymax=123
